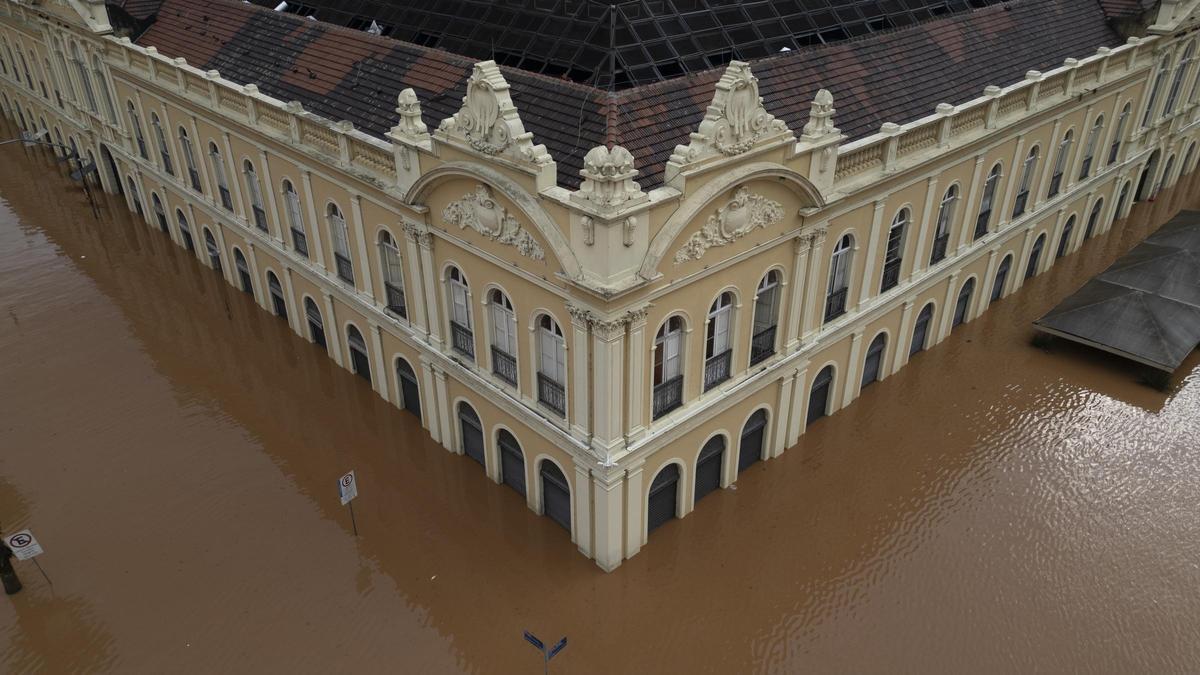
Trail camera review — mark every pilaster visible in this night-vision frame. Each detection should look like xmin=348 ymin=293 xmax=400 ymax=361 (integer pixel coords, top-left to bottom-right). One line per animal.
xmin=401 ymin=221 xmax=429 ymax=334
xmin=957 ymin=155 xmax=987 ymax=252
xmin=282 ymin=265 xmax=302 ymax=337
xmin=370 ymin=321 xmax=389 ymax=402
xmin=258 ymin=149 xmax=283 ymax=244
xmin=772 ymin=369 xmax=796 ymax=458
xmin=784 ymin=232 xmax=813 ymax=349
xmin=623 ymin=461 xmax=645 ymax=558
xmin=245 ymin=241 xmax=265 ymax=310
xmin=801 ymin=228 xmax=828 ymax=339
xmin=593 ymin=469 xmax=625 ymax=572
xmin=419 ymin=358 xmax=441 ymax=443
xmin=911 ymin=176 xmax=939 ymax=277
xmin=591 ymin=312 xmax=627 ymax=460
xmin=300 ymin=169 xmax=327 ymax=269
xmin=625 ymin=308 xmax=649 ymax=441
xmin=349 ymin=193 xmax=375 ymax=297
xmin=892 ymin=299 xmax=915 ymax=374
xmin=936 ymin=271 xmax=960 ymax=344
xmin=858 ymin=200 xmax=887 ymax=306
xmin=433 ymin=366 xmax=452 ymax=451
xmin=573 ymin=461 xmax=593 ymax=558
xmin=322 ymin=291 xmax=343 ymax=367
xmin=997 ymin=135 xmax=1026 ymax=230
xmin=786 ymin=363 xmax=810 ymax=446
xmin=566 ymin=305 xmax=592 ymax=442
xmin=840 ymin=330 xmax=865 ymax=409
xmin=979 ymin=250 xmax=1000 ymax=320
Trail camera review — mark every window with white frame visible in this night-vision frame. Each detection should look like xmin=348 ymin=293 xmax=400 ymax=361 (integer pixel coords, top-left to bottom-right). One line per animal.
xmin=704 ymin=292 xmax=734 ymax=390
xmin=1164 ymin=41 xmax=1195 ymax=116
xmin=209 ymin=143 xmax=232 ymax=209
xmin=487 ymin=289 xmax=516 ymax=384
xmin=652 ymin=316 xmax=684 ymax=418
xmin=825 ymin=234 xmax=853 ymax=322
xmin=282 ymin=180 xmax=308 ymax=257
xmin=91 ymin=54 xmax=116 ymax=121
xmin=1109 ymin=103 xmax=1130 ymax=165
xmin=179 ymin=127 xmax=201 ymax=191
xmin=1048 ymin=129 xmax=1072 ymax=197
xmin=537 ymin=315 xmax=567 ymax=416
xmin=244 ymin=160 xmax=267 ymax=231
xmin=1143 ymin=56 xmax=1169 ymax=126
xmin=151 ymin=113 xmax=173 ymax=175
xmin=931 ymin=185 xmax=957 ymax=264
xmin=70 ymin=42 xmax=97 ymax=114
xmin=1079 ymin=116 xmax=1103 ymax=179
xmin=880 ymin=208 xmax=907 ymax=292
xmin=975 ymin=163 xmax=1002 ymax=239
xmin=328 ymin=204 xmax=354 ymax=284
xmin=128 ymin=101 xmax=147 ymax=160
xmin=379 ymin=231 xmax=407 ymax=319
xmin=750 ymin=270 xmax=781 ymax=365
xmin=447 ymin=266 xmax=473 ymax=359
xmin=1012 ymin=146 xmax=1038 ymax=218
xmin=43 ymin=59 xmax=61 ymax=107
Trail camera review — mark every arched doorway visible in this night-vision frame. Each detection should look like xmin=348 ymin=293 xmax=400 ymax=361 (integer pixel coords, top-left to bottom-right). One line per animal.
xmin=1025 ymin=234 xmax=1046 ymax=280
xmin=457 ymin=402 xmax=485 ymax=467
xmin=1159 ymin=155 xmax=1176 ymax=194
xmin=694 ymin=435 xmax=725 ymax=503
xmin=152 ymin=193 xmax=168 ymax=233
xmin=910 ymin=303 xmax=935 ymax=356
xmin=1136 ymin=151 xmax=1160 ymax=201
xmin=1056 ymin=216 xmax=1076 ymax=259
xmin=647 ymin=463 xmax=680 ymax=534
xmin=203 ymin=229 xmax=221 ymax=272
xmin=395 ymin=358 xmax=421 ymax=420
xmin=346 ymin=325 xmax=371 ymax=384
xmin=739 ymin=409 xmax=768 ymax=473
xmin=861 ymin=333 xmax=887 ymax=388
xmin=807 ymin=366 xmax=834 ymax=425
xmin=540 ymin=461 xmax=571 ymax=532
xmin=99 ymin=144 xmax=122 ymax=195
xmin=1084 ymin=200 xmax=1104 ymax=240
xmin=991 ymin=255 xmax=1013 ymax=304
xmin=176 ymin=211 xmax=195 ymax=253
xmin=304 ymin=298 xmax=326 ymax=348
xmin=1115 ymin=182 xmax=1131 ymax=222
xmin=125 ymin=177 xmax=144 ymax=219
xmin=953 ymin=279 xmax=975 ymax=328
xmin=267 ymin=272 xmax=287 ymax=320
xmin=234 ymin=249 xmax=253 ymax=294
xmin=497 ymin=429 xmax=526 ymax=497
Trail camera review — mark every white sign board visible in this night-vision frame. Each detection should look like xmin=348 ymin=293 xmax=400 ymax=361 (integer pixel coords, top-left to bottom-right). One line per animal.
xmin=338 ymin=470 xmax=358 ymax=505
xmin=5 ymin=530 xmax=44 ymax=560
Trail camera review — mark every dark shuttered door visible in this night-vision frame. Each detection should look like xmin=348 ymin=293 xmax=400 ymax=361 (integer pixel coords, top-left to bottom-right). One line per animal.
xmin=861 ymin=334 xmax=886 ymax=388
xmin=694 ymin=436 xmax=724 ymax=503
xmin=396 ymin=360 xmax=422 ymax=421
xmin=910 ymin=305 xmax=933 ymax=356
xmin=459 ymin=404 xmax=485 ymax=467
xmin=807 ymin=367 xmax=833 ymax=425
xmin=540 ymin=462 xmax=571 ymax=532
xmin=739 ymin=409 xmax=767 ymax=473
xmin=647 ymin=464 xmax=679 ymax=534
xmin=498 ymin=431 xmax=526 ymax=497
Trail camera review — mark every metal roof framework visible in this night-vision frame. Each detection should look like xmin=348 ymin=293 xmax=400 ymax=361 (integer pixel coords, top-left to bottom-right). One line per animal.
xmin=256 ymin=0 xmax=1007 ymax=88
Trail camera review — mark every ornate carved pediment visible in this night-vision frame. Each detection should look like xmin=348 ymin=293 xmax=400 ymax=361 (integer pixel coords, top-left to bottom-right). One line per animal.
xmin=668 ymin=62 xmax=792 ymax=169
xmin=673 ymin=187 xmax=784 ymax=264
xmin=574 ymin=145 xmax=647 ymax=212
xmin=436 ymin=61 xmax=553 ymax=168
xmin=442 ymin=185 xmax=545 ymax=261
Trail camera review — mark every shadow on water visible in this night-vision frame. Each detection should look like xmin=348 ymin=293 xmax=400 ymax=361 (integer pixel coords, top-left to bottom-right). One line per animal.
xmin=2 ymin=111 xmax=1199 ymax=673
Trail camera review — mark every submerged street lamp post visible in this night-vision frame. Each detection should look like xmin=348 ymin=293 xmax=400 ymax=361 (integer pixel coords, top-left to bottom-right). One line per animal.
xmin=1 ymin=135 xmax=100 ymax=218
xmin=523 ymin=631 xmax=567 ymax=675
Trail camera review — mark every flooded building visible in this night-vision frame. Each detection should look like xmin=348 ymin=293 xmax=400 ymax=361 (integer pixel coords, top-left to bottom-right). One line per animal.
xmin=0 ymin=0 xmax=1197 ymax=571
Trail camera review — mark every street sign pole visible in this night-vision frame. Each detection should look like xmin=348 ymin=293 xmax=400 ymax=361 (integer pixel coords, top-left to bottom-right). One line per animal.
xmin=348 ymin=500 xmax=358 ymax=537
xmin=524 ymin=631 xmax=567 ymax=674
xmin=338 ymin=471 xmax=359 ymax=536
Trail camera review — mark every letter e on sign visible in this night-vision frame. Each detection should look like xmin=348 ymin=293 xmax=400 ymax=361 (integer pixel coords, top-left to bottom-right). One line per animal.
xmin=338 ymin=470 xmax=358 ymax=505
xmin=5 ymin=530 xmax=44 ymax=560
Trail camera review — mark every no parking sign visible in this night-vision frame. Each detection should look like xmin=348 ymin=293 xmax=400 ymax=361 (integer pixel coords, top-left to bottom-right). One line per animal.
xmin=338 ymin=470 xmax=358 ymax=505
xmin=5 ymin=530 xmax=43 ymax=560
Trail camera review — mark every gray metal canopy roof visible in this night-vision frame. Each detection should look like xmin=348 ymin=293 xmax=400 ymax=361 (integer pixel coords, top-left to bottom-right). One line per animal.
xmin=1035 ymin=210 xmax=1200 ymax=372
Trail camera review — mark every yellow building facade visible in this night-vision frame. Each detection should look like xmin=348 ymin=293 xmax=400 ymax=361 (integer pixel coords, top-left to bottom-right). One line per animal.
xmin=2 ymin=0 xmax=1199 ymax=570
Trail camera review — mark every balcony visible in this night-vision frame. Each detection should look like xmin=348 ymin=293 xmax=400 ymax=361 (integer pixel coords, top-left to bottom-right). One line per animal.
xmin=219 ymin=186 xmax=233 ymax=210
xmin=880 ymin=259 xmax=901 ymax=292
xmin=291 ymin=227 xmax=309 ymax=257
xmin=824 ymin=287 xmax=848 ymax=323
xmin=187 ymin=168 xmax=202 ymax=192
xmin=652 ymin=375 xmax=684 ymax=419
xmin=703 ymin=349 xmax=732 ymax=391
xmin=334 ymin=253 xmax=354 ymax=284
xmin=450 ymin=321 xmax=475 ymax=359
xmin=384 ymin=282 xmax=407 ymax=319
xmin=491 ymin=346 xmax=517 ymax=385
xmin=929 ymin=232 xmax=949 ymax=265
xmin=252 ymin=206 xmax=268 ymax=232
xmin=749 ymin=325 xmax=777 ymax=366
xmin=537 ymin=372 xmax=566 ymax=417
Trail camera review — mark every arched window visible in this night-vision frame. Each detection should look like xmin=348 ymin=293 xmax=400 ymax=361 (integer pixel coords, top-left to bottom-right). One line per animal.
xmin=807 ymin=365 xmax=834 ymax=425
xmin=930 ymin=185 xmax=957 ymax=264
xmin=346 ymin=325 xmax=371 ymax=383
xmin=497 ymin=429 xmax=525 ymax=496
xmin=209 ymin=143 xmax=232 ymax=210
xmin=91 ymin=54 xmax=116 ymax=121
xmin=1143 ymin=56 xmax=1170 ymax=126
xmin=127 ymin=101 xmax=147 ymax=160
xmin=1025 ymin=234 xmax=1046 ymax=280
xmin=304 ymin=297 xmax=326 ymax=348
xmin=151 ymin=113 xmax=173 ymax=176
xmin=825 ymin=234 xmax=853 ymax=322
xmin=44 ymin=58 xmax=62 ymax=107
xmin=652 ymin=316 xmax=685 ymax=419
xmin=244 ymin=160 xmax=267 ymax=231
xmin=176 ymin=209 xmax=194 ymax=253
xmin=537 ymin=315 xmax=567 ymax=417
xmin=52 ymin=47 xmax=74 ymax=105
xmin=990 ymin=254 xmax=1013 ymax=305
xmin=1160 ymin=155 xmax=1176 ymax=194
xmin=647 ymin=463 xmax=681 ymax=534
xmin=1056 ymin=215 xmax=1076 ymax=259
xmin=446 ymin=266 xmax=473 ymax=359
xmin=457 ymin=402 xmax=485 ymax=466
xmin=694 ymin=435 xmax=725 ymax=503
xmin=861 ymin=332 xmax=888 ymax=389
xmin=126 ymin=176 xmax=144 ymax=219
xmin=203 ymin=228 xmax=221 ymax=271
xmin=1164 ymin=41 xmax=1195 ymax=116
xmin=1079 ymin=115 xmax=1103 ymax=179
xmin=70 ymin=43 xmax=97 ymax=113
xmin=1085 ymin=199 xmax=1104 ymax=239
xmin=975 ymin=163 xmax=1002 ymax=239
xmin=282 ymin=180 xmax=308 ymax=257
xmin=750 ymin=270 xmax=781 ymax=365
xmin=738 ymin=408 xmax=768 ymax=473
xmin=151 ymin=193 xmax=168 ymax=232
xmin=1109 ymin=103 xmax=1131 ymax=165
xmin=488 ymin=289 xmax=517 ymax=385
xmin=234 ymin=248 xmax=253 ymax=294
xmin=178 ymin=127 xmax=201 ymax=191
xmin=880 ymin=209 xmax=908 ymax=292
xmin=1115 ymin=181 xmax=1131 ymax=222
xmin=909 ymin=303 xmax=935 ymax=356
xmin=704 ymin=292 xmax=734 ymax=391
xmin=1183 ymin=143 xmax=1197 ymax=177
xmin=16 ymin=47 xmax=32 ymax=91
xmin=1137 ymin=151 xmax=1161 ymax=202
xmin=379 ymin=231 xmax=407 ymax=319
xmin=327 ymin=203 xmax=354 ymax=284
xmin=267 ymin=271 xmax=287 ymax=320
xmin=952 ymin=278 xmax=975 ymax=328
xmin=1048 ymin=129 xmax=1073 ymax=197
xmin=395 ymin=358 xmax=421 ymax=420
xmin=1012 ymin=146 xmax=1038 ymax=218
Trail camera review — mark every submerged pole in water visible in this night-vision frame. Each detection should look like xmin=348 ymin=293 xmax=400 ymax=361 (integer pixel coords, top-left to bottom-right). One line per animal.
xmin=0 ymin=533 xmax=22 ymax=596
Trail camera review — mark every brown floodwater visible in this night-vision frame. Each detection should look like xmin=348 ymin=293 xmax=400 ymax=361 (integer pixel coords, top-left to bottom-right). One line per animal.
xmin=2 ymin=115 xmax=1199 ymax=673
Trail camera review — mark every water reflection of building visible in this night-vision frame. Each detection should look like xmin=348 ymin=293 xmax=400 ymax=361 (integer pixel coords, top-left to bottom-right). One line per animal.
xmin=1 ymin=0 xmax=1198 ymax=570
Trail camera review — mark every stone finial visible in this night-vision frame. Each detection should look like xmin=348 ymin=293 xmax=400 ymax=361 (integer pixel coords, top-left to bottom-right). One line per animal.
xmin=1025 ymin=70 xmax=1043 ymax=81
xmin=574 ymin=145 xmax=646 ymax=212
xmin=393 ymin=88 xmax=427 ymax=138
xmin=935 ymin=103 xmax=955 ymax=116
xmin=984 ymin=85 xmax=1002 ymax=97
xmin=667 ymin=61 xmax=791 ymax=169
xmin=436 ymin=61 xmax=552 ymax=169
xmin=801 ymin=88 xmax=838 ymax=140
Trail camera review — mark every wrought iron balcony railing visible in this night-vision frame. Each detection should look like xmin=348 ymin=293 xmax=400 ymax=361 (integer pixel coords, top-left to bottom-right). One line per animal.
xmin=824 ymin=287 xmax=848 ymax=323
xmin=450 ymin=321 xmax=475 ymax=359
xmin=537 ymin=372 xmax=566 ymax=416
xmin=652 ymin=375 xmax=684 ymax=420
xmin=749 ymin=325 xmax=777 ymax=366
xmin=703 ymin=349 xmax=732 ymax=391
xmin=491 ymin=346 xmax=517 ymax=386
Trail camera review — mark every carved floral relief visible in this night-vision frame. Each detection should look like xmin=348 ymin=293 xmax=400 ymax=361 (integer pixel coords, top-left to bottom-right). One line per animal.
xmin=673 ymin=187 xmax=785 ymax=264
xmin=442 ymin=184 xmax=545 ymax=261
